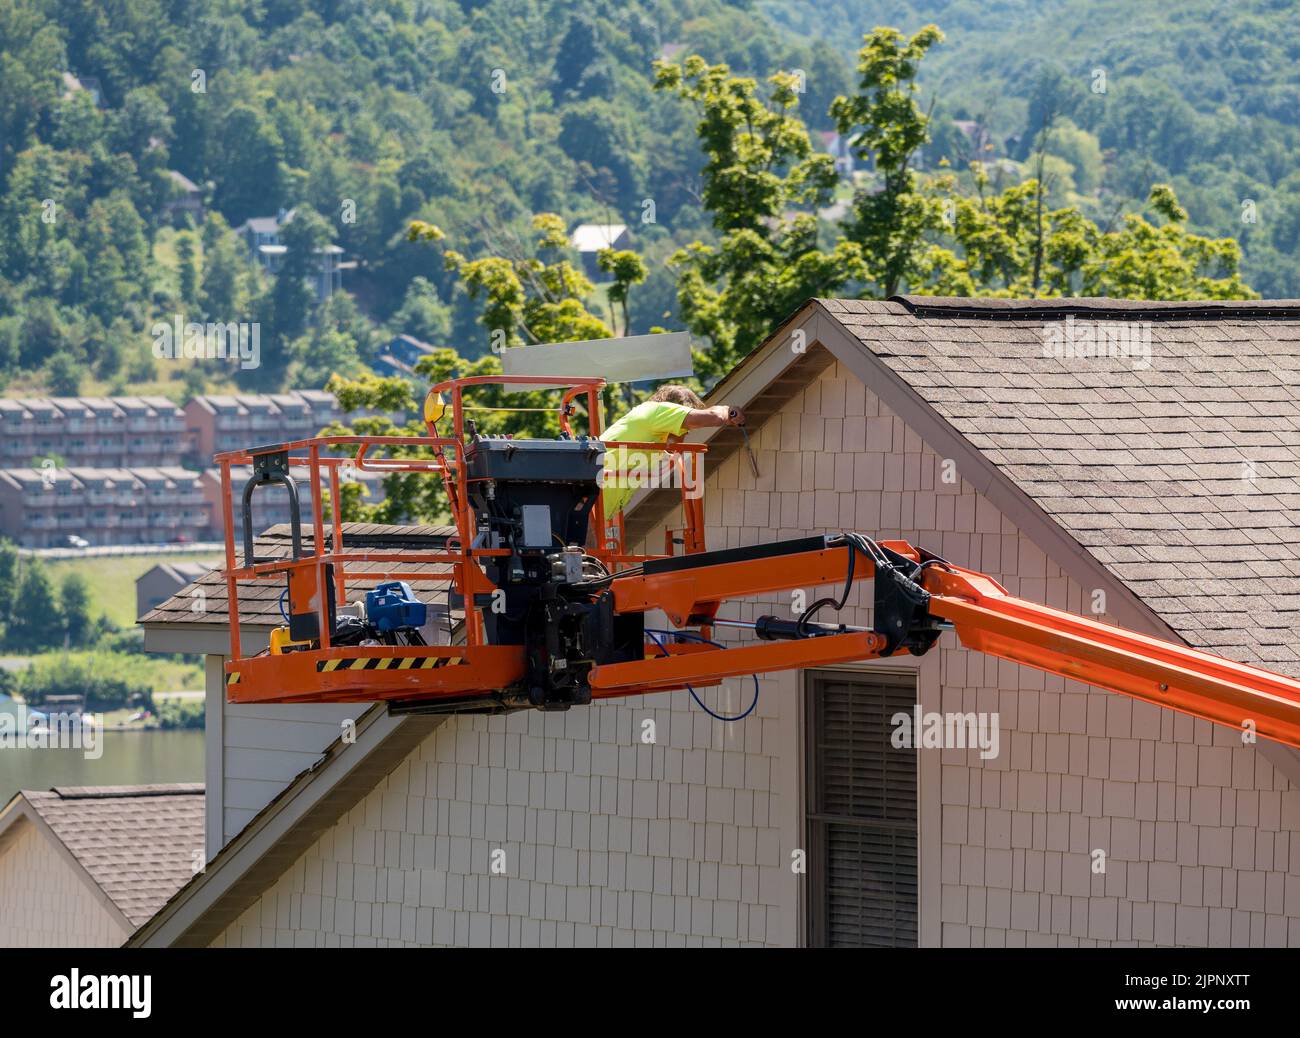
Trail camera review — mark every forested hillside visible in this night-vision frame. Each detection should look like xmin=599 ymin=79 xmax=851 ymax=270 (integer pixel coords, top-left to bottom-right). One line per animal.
xmin=0 ymin=0 xmax=844 ymax=394
xmin=765 ymin=0 xmax=1300 ymax=297
xmin=0 ymin=0 xmax=1288 ymax=405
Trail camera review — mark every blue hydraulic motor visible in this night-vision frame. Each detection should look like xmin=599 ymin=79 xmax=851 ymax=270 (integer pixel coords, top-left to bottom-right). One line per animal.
xmin=365 ymin=581 xmax=427 ymax=633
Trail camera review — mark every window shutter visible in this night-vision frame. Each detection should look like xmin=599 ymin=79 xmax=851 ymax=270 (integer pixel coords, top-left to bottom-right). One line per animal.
xmin=806 ymin=672 xmax=918 ymax=947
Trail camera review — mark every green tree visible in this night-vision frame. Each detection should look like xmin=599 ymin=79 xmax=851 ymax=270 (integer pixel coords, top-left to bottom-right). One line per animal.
xmin=45 ymin=351 xmax=82 ymax=395
xmin=49 ymin=90 xmax=104 ymax=152
xmin=16 ymin=651 xmax=154 ymax=711
xmin=391 ymin=276 xmax=452 ymax=344
xmin=409 ymin=213 xmax=613 ymax=350
xmin=20 ymin=299 xmax=70 ymax=370
xmin=176 ymin=232 xmax=199 ymax=306
xmin=553 ymin=14 xmax=599 ymax=97
xmin=830 ymin=24 xmax=949 ymax=299
xmin=1079 ymin=185 xmax=1254 ymax=299
xmin=0 ymin=539 xmax=20 ymax=634
xmin=110 ymin=86 xmax=172 ymax=157
xmin=199 ymin=213 xmax=253 ymax=320
xmin=8 ymin=558 xmax=62 ymax=651
xmin=294 ymin=328 xmax=362 ymax=390
xmin=653 ymin=56 xmax=866 ymax=377
xmin=1039 ymin=119 xmax=1103 ymax=195
xmin=249 ymin=205 xmax=334 ymax=388
xmin=0 ymin=1 xmax=65 ymax=171
xmin=212 ymin=104 xmax=288 ymax=223
xmin=596 ymin=248 xmax=647 ymax=336
xmin=59 ymin=571 xmax=94 ymax=647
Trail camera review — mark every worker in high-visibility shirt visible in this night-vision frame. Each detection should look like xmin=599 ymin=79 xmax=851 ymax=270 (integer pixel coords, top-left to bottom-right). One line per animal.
xmin=600 ymin=384 xmax=745 ymax=514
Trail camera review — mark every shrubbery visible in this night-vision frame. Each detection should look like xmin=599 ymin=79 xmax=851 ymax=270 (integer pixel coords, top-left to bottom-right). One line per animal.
xmin=155 ymin=698 xmax=205 ymax=730
xmin=13 ymin=651 xmax=157 ymax=711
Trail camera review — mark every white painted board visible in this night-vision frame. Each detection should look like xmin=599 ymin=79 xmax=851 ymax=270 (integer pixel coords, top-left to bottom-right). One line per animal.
xmin=501 ymin=331 xmax=692 ymax=390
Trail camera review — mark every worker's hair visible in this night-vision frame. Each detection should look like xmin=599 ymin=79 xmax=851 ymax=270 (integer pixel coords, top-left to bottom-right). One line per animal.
xmin=650 ymin=384 xmax=705 ymax=409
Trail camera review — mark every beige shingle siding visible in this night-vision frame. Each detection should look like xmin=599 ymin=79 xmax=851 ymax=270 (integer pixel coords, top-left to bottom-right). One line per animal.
xmin=0 ymin=820 xmax=129 ymax=947
xmin=218 ymin=699 xmax=364 ymax=844
xmin=208 ymin=348 xmax=1300 ymax=948
xmin=213 ymin=691 xmax=788 ymax=947
xmin=760 ymin=359 xmax=1300 ymax=946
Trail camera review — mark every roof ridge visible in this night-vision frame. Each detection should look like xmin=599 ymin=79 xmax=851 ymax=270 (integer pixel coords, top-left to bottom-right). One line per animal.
xmin=44 ymin=784 xmax=205 ymax=800
xmin=890 ymin=294 xmax=1300 ymax=320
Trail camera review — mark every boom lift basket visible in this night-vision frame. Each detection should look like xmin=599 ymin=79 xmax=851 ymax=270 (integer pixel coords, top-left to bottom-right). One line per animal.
xmin=217 ymin=376 xmax=706 ymax=712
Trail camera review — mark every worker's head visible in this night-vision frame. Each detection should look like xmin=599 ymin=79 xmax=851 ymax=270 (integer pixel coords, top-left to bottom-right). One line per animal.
xmin=650 ymin=384 xmax=705 ymax=409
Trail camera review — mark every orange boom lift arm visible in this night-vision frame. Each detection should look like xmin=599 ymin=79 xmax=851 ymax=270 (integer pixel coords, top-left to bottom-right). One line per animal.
xmin=217 ymin=377 xmax=1300 ymax=751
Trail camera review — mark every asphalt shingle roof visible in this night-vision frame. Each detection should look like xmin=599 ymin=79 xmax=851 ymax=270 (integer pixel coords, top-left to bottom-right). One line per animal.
xmin=22 ymin=784 xmax=204 ymax=927
xmin=822 ymin=296 xmax=1300 ymax=676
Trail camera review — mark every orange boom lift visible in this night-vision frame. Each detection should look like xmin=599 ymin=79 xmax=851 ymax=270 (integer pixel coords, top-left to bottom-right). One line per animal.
xmin=216 ymin=376 xmax=1300 ymax=750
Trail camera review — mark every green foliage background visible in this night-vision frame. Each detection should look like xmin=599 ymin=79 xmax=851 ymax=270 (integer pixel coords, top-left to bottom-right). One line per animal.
xmin=764 ymin=0 xmax=1300 ymax=297
xmin=0 ymin=0 xmax=1287 ymax=409
xmin=0 ymin=0 xmax=849 ymax=394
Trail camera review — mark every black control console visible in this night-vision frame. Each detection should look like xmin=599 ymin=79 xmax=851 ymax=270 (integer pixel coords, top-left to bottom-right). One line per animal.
xmin=463 ymin=435 xmax=642 ymax=710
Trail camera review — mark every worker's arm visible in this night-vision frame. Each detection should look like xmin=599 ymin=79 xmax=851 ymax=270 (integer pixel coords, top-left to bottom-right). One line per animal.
xmin=682 ymin=405 xmax=745 ymax=430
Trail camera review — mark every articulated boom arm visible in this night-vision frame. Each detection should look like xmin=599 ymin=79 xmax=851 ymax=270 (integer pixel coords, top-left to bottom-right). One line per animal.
xmin=224 ymin=528 xmax=1300 ymax=749
xmin=588 ymin=536 xmax=1300 ymax=749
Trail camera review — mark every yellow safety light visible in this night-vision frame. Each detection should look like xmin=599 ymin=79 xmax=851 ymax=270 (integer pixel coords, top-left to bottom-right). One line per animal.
xmin=423 ymin=390 xmax=447 ymax=429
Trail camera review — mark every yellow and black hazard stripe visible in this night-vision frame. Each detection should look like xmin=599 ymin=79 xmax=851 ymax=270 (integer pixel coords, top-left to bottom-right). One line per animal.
xmin=227 ymin=672 xmax=241 ymax=685
xmin=316 ymin=655 xmax=462 ymax=673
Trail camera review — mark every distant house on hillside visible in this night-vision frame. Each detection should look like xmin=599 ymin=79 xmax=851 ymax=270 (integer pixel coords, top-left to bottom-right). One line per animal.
xmin=0 ymin=465 xmax=206 ymax=548
xmin=233 ymin=209 xmax=351 ymax=303
xmin=0 ymin=393 xmax=185 ymax=471
xmin=372 ymin=334 xmax=438 ymax=381
xmin=61 ymin=72 xmax=103 ymax=108
xmin=954 ymin=119 xmax=993 ymax=157
xmin=136 ymin=561 xmax=217 ymax=619
xmin=184 ymin=389 xmax=342 ymax=463
xmin=819 ymin=131 xmax=856 ymax=178
xmin=570 ymin=223 xmax=629 ymax=277
xmin=162 ymin=170 xmax=205 ymax=225
xmin=235 ymin=210 xmax=289 ymax=261
xmin=0 ymin=785 xmax=203 ymax=947
xmin=386 ymin=334 xmax=439 ymax=370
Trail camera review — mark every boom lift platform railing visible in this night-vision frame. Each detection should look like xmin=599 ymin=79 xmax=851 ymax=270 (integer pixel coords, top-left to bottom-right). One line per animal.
xmin=217 ymin=376 xmax=1300 ymax=750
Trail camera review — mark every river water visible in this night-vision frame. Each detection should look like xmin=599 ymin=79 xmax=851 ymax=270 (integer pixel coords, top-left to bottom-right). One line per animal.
xmin=0 ymin=693 xmax=204 ymax=803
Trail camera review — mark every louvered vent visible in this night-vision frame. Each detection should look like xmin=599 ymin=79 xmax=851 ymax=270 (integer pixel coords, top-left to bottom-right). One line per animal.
xmin=806 ymin=672 xmax=918 ymax=947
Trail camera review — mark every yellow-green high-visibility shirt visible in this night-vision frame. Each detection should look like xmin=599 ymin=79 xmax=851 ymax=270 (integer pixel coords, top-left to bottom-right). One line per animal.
xmin=600 ymin=400 xmax=692 ymax=513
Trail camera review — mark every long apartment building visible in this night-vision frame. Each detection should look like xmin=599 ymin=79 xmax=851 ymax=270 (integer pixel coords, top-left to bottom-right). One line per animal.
xmin=185 ymin=391 xmax=342 ymax=464
xmin=0 ymin=391 xmax=343 ymax=472
xmin=0 ymin=462 xmax=388 ymax=548
xmin=200 ymin=466 xmax=388 ymax=543
xmin=0 ymin=389 xmax=377 ymax=546
xmin=0 ymin=467 xmax=209 ymax=548
xmin=0 ymin=396 xmax=187 ymax=470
